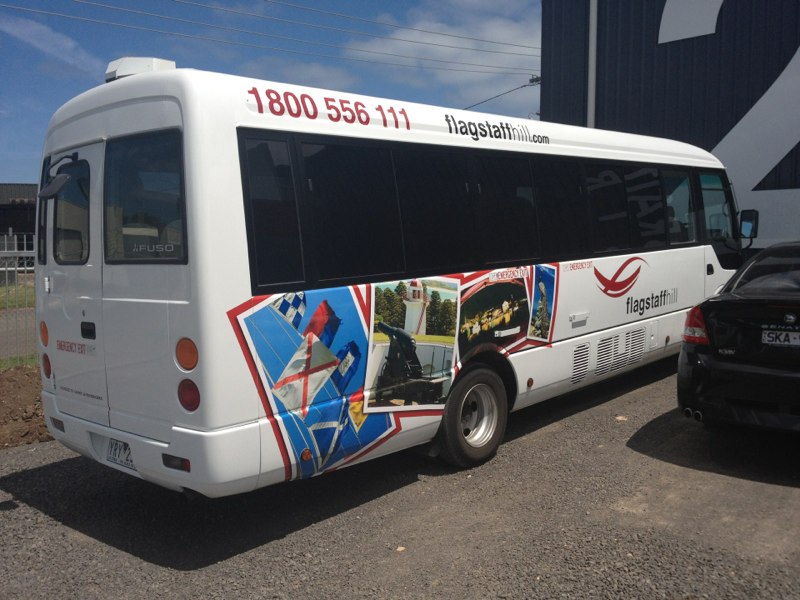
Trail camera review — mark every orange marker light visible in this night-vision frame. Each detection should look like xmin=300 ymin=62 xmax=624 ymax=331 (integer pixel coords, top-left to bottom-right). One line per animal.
xmin=40 ymin=321 xmax=49 ymax=347
xmin=176 ymin=338 xmax=198 ymax=371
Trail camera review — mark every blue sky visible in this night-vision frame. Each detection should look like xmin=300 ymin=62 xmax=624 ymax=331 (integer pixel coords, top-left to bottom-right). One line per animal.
xmin=0 ymin=0 xmax=541 ymax=183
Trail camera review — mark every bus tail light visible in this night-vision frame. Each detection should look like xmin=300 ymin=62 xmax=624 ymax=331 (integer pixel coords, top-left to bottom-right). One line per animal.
xmin=176 ymin=337 xmax=198 ymax=371
xmin=42 ymin=353 xmax=52 ymax=379
xmin=682 ymin=306 xmax=710 ymax=345
xmin=40 ymin=321 xmax=49 ymax=346
xmin=178 ymin=379 xmax=200 ymax=411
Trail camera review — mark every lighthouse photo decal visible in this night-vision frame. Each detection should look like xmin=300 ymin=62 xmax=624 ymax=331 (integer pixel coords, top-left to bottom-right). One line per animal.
xmin=367 ymin=278 xmax=458 ymax=411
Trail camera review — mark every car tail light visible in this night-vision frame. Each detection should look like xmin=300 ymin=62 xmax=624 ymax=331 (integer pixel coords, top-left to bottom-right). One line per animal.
xmin=40 ymin=321 xmax=49 ymax=346
xmin=682 ymin=306 xmax=710 ymax=345
xmin=178 ymin=379 xmax=200 ymax=411
xmin=42 ymin=353 xmax=52 ymax=379
xmin=176 ymin=337 xmax=198 ymax=371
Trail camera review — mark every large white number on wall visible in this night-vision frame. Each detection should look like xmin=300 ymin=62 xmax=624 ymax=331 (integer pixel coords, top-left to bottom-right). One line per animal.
xmin=659 ymin=0 xmax=800 ymax=247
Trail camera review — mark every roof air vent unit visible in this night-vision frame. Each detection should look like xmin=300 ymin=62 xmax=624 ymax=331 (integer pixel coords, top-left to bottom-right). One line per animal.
xmin=105 ymin=57 xmax=176 ymax=82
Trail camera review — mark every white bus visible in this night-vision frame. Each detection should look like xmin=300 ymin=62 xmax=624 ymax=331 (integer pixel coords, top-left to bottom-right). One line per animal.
xmin=36 ymin=57 xmax=756 ymax=497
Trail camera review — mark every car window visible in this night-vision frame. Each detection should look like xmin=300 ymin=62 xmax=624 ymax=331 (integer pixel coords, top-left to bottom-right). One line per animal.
xmin=728 ymin=246 xmax=800 ymax=296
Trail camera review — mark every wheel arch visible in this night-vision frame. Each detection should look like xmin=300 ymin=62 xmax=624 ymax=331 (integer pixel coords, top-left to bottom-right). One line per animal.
xmin=459 ymin=350 xmax=518 ymax=411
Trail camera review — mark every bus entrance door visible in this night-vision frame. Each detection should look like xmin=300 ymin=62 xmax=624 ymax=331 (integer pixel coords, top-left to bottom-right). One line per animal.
xmin=38 ymin=143 xmax=109 ymax=426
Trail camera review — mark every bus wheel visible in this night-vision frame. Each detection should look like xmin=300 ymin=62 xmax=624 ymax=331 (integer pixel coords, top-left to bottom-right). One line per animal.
xmin=439 ymin=367 xmax=508 ymax=468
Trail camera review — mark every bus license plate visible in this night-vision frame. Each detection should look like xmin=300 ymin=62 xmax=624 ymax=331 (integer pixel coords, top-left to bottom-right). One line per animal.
xmin=107 ymin=438 xmax=136 ymax=470
xmin=761 ymin=330 xmax=800 ymax=347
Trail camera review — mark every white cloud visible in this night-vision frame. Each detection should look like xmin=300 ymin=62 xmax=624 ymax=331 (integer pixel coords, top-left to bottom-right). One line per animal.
xmin=341 ymin=0 xmax=541 ymax=117
xmin=0 ymin=16 xmax=105 ymax=80
xmin=238 ymin=55 xmax=359 ymax=92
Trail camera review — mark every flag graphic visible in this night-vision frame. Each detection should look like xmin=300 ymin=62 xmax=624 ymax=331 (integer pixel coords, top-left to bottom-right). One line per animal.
xmin=236 ymin=286 xmax=395 ymax=479
xmin=277 ymin=292 xmax=306 ymax=329
xmin=304 ymin=300 xmax=341 ymax=347
xmin=331 ymin=341 xmax=361 ymax=393
xmin=272 ymin=333 xmax=340 ymax=418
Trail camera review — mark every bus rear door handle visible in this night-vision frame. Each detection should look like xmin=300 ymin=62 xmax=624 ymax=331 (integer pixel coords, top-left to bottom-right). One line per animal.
xmin=706 ymin=264 xmax=714 ymax=275
xmin=81 ymin=321 xmax=96 ymax=340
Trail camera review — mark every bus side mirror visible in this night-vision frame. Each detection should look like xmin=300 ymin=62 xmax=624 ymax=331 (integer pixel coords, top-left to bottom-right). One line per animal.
xmin=739 ymin=209 xmax=758 ymax=239
xmin=38 ymin=173 xmax=71 ymax=200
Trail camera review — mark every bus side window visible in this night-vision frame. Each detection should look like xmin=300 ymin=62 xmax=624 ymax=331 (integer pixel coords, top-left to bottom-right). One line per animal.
xmin=476 ymin=154 xmax=539 ymax=264
xmin=698 ymin=172 xmax=734 ymax=241
xmin=585 ymin=163 xmax=630 ymax=253
xmin=662 ymin=170 xmax=695 ymax=244
xmin=624 ymin=167 xmax=666 ymax=249
xmin=394 ymin=148 xmax=475 ymax=272
xmin=301 ymin=142 xmax=403 ymax=282
xmin=531 ymin=157 xmax=588 ymax=259
xmin=240 ymin=137 xmax=304 ymax=288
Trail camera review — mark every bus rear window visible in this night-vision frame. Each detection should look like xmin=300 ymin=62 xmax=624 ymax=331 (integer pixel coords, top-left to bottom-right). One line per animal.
xmin=104 ymin=130 xmax=186 ymax=263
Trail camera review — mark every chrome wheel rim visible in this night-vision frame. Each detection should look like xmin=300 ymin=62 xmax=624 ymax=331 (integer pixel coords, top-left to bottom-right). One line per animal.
xmin=459 ymin=383 xmax=498 ymax=448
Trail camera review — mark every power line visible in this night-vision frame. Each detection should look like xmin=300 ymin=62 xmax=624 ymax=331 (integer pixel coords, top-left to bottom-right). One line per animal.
xmin=71 ymin=0 xmax=537 ymax=73
xmin=170 ymin=0 xmax=540 ymax=57
xmin=0 ymin=3 xmax=538 ymax=76
xmin=260 ymin=0 xmax=541 ymax=51
xmin=463 ymin=75 xmax=541 ymax=110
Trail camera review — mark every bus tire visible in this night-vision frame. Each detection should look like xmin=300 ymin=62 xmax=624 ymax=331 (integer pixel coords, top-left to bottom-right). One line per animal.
xmin=439 ymin=366 xmax=508 ymax=468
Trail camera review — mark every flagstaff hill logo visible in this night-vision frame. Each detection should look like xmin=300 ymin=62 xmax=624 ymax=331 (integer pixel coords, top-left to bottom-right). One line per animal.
xmin=594 ymin=257 xmax=648 ymax=298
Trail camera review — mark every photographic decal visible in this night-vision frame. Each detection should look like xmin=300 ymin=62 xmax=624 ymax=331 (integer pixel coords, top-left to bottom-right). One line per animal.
xmin=458 ymin=268 xmax=530 ymax=360
xmin=529 ymin=264 xmax=558 ymax=342
xmin=366 ymin=278 xmax=458 ymax=410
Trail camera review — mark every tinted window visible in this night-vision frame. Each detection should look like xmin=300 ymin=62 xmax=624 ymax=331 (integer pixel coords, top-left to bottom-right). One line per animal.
xmin=699 ymin=172 xmax=734 ymax=241
xmin=240 ymin=137 xmax=304 ymax=287
xmin=394 ymin=149 xmax=475 ymax=272
xmin=625 ymin=167 xmax=666 ymax=249
xmin=532 ymin=157 xmax=588 ymax=257
xmin=37 ymin=159 xmax=50 ymax=265
xmin=53 ymin=160 xmax=90 ymax=264
xmin=477 ymin=155 xmax=539 ymax=263
xmin=104 ymin=130 xmax=186 ymax=263
xmin=302 ymin=143 xmax=403 ymax=281
xmin=586 ymin=164 xmax=629 ymax=252
xmin=663 ymin=170 xmax=695 ymax=244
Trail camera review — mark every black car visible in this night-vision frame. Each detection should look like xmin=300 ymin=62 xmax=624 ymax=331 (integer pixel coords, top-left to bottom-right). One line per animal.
xmin=678 ymin=241 xmax=800 ymax=430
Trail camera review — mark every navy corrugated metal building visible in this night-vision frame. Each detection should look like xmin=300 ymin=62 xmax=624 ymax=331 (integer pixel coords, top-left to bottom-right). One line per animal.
xmin=0 ymin=183 xmax=37 ymax=235
xmin=541 ymin=0 xmax=800 ymax=248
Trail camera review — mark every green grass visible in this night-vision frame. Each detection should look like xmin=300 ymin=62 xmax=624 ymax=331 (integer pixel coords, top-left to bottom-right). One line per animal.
xmin=0 ymin=282 xmax=36 ymax=310
xmin=0 ymin=353 xmax=38 ymax=370
xmin=373 ymin=332 xmax=454 ymax=344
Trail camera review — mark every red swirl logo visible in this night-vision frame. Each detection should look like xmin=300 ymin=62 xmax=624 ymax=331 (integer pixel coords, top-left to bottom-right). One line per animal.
xmin=594 ymin=257 xmax=648 ymax=298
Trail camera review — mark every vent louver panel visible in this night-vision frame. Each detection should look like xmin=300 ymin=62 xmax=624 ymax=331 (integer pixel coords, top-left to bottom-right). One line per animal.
xmin=571 ymin=343 xmax=590 ymax=384
xmin=596 ymin=328 xmax=647 ymax=377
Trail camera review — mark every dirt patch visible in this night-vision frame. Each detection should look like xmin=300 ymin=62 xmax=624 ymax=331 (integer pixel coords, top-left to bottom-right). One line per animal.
xmin=0 ymin=366 xmax=51 ymax=448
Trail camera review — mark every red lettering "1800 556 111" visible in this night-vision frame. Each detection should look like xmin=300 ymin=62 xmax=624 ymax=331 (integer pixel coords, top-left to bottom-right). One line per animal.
xmin=247 ymin=87 xmax=411 ymax=130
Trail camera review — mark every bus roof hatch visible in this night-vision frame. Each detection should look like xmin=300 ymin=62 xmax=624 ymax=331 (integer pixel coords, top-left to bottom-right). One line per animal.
xmin=105 ymin=57 xmax=176 ymax=82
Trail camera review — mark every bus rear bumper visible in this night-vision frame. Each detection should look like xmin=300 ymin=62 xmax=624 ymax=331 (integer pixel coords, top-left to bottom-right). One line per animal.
xmin=41 ymin=391 xmax=268 ymax=498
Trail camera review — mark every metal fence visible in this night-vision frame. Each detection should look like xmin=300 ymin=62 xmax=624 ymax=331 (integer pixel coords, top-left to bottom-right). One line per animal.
xmin=1 ymin=233 xmax=36 ymax=368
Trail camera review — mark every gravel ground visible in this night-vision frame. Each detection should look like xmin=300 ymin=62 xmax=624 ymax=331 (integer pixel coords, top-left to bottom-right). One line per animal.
xmin=1 ymin=358 xmax=799 ymax=599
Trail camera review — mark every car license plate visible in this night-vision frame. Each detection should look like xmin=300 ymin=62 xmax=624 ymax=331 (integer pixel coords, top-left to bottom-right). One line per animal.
xmin=761 ymin=330 xmax=800 ymax=346
xmin=106 ymin=438 xmax=136 ymax=470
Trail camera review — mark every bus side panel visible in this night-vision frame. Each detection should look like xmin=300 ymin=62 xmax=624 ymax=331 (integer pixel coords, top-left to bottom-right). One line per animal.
xmin=510 ymin=247 xmax=707 ymax=411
